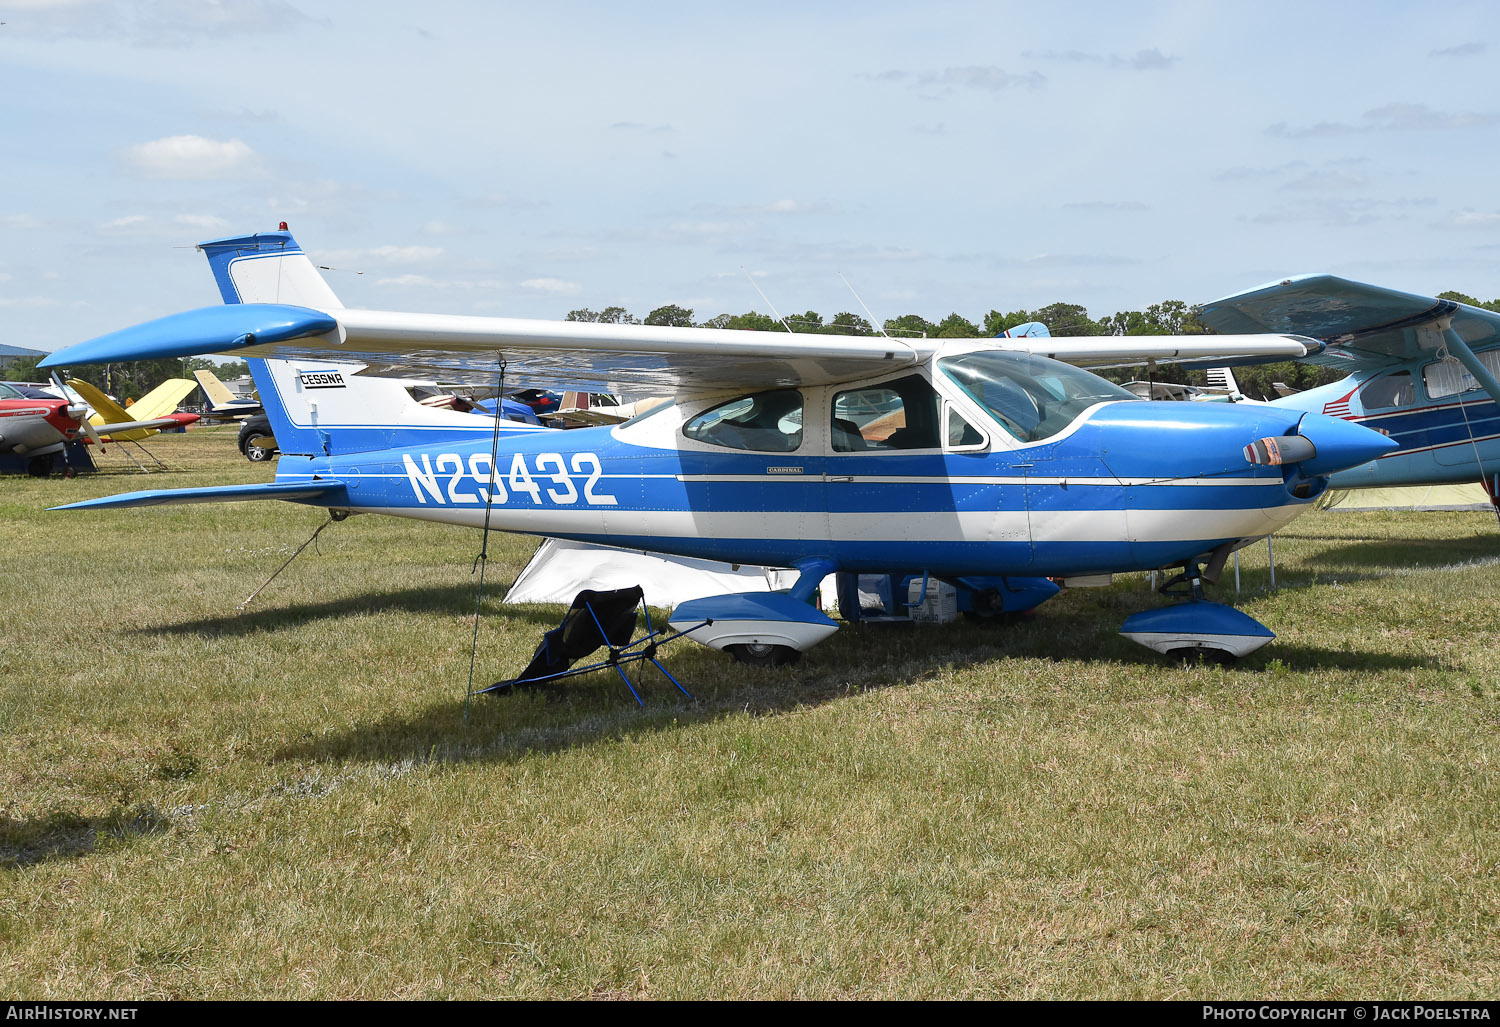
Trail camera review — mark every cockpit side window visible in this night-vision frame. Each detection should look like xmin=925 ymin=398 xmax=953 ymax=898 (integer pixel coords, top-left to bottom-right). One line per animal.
xmin=683 ymin=389 xmax=803 ymax=452
xmin=946 ymin=406 xmax=985 ymax=449
xmin=0 ymin=383 xmax=23 ymax=399
xmin=831 ymin=374 xmax=941 ymax=452
xmin=1361 ymin=370 xmax=1414 ymax=409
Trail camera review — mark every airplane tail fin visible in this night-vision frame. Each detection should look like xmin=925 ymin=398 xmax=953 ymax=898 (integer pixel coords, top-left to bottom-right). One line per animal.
xmin=69 ymin=379 xmax=133 ymax=426
xmin=200 ymin=226 xmax=546 ymax=459
xmin=999 ymin=321 xmax=1051 ymax=339
xmin=69 ymin=378 xmax=192 ymax=442
xmin=197 ymin=226 xmax=344 ymax=309
xmin=1205 ymin=366 xmax=1243 ymax=400
xmin=127 ymin=379 xmax=196 ymax=421
xmin=192 ymin=369 xmax=240 ymax=411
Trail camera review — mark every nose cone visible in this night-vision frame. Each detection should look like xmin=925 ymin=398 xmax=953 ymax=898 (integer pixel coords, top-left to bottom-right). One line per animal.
xmin=1295 ymin=411 xmax=1398 ymax=476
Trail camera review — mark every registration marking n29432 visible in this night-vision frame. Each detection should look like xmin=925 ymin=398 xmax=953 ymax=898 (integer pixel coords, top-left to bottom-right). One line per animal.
xmin=402 ymin=451 xmax=617 ymax=506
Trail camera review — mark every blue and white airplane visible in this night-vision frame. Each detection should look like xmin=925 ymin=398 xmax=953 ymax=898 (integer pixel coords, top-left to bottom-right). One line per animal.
xmin=1199 ymin=277 xmax=1500 ymax=499
xmin=38 ymin=228 xmax=1395 ymax=666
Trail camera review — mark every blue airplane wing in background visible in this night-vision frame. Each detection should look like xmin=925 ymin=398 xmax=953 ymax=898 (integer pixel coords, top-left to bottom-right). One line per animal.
xmin=1198 ymin=275 xmax=1500 ymax=372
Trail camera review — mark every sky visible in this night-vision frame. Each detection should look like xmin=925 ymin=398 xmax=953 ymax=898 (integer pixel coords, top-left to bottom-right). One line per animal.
xmin=2 ymin=0 xmax=1498 ymax=353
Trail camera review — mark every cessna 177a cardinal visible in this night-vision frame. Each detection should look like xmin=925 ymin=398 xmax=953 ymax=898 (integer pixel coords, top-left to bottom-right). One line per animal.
xmin=39 ymin=228 xmax=1394 ymax=665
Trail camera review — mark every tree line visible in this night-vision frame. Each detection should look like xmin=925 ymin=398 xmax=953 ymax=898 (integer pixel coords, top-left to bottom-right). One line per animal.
xmin=3 ymin=355 xmax=249 ymax=407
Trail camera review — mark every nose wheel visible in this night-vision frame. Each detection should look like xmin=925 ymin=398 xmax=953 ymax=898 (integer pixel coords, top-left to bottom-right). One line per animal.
xmin=1120 ymin=558 xmax=1274 ymax=663
xmin=1167 ymin=646 xmax=1238 ymax=667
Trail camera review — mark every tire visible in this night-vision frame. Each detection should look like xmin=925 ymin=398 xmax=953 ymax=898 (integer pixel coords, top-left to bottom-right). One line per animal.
xmin=244 ymin=436 xmax=276 ymax=462
xmin=26 ymin=456 xmax=51 ymax=478
xmin=726 ymin=643 xmax=802 ymax=667
xmin=1168 ymin=646 xmax=1236 ymax=667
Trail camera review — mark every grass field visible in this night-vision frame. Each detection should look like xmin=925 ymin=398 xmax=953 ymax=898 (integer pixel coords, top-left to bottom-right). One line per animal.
xmin=3 ymin=429 xmax=1498 ymax=999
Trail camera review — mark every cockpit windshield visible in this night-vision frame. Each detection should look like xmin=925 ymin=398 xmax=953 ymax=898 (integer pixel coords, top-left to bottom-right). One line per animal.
xmin=938 ymin=351 xmax=1138 ymax=443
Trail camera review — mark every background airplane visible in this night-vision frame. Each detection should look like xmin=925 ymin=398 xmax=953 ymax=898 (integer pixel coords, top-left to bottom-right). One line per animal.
xmin=0 ymin=381 xmax=90 ymax=476
xmin=1197 ymin=277 xmax=1500 ymax=501
xmin=192 ymin=368 xmax=263 ymax=422
xmin=68 ymin=378 xmax=199 ymax=442
xmin=37 ymin=227 xmax=1394 ymax=667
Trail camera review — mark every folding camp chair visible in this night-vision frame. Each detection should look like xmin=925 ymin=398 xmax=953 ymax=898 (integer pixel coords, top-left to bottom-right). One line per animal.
xmin=481 ymin=586 xmax=704 ymax=703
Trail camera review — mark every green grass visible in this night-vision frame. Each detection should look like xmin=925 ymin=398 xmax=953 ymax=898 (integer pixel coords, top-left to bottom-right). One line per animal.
xmin=2 ymin=431 xmax=1498 ymax=998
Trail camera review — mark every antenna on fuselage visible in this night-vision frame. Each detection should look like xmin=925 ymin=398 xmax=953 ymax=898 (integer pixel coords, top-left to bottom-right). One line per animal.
xmin=741 ymin=267 xmax=796 ymax=334
xmin=837 ymin=272 xmax=890 ymax=338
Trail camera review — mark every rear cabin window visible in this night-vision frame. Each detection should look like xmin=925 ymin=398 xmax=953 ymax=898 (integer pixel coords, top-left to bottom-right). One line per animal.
xmin=682 ymin=389 xmax=803 ymax=452
xmin=1423 ymin=350 xmax=1500 ymax=400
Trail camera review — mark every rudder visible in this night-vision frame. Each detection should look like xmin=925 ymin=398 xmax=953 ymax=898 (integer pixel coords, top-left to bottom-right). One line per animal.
xmin=197 ymin=226 xmax=344 ymax=310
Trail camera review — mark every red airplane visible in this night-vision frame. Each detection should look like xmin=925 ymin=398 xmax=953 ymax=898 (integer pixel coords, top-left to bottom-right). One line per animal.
xmin=0 ymin=381 xmax=90 ymax=476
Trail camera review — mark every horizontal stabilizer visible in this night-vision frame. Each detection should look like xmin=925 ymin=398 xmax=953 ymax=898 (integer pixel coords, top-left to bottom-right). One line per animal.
xmin=40 ymin=305 xmax=339 ymax=369
xmin=51 ymin=479 xmax=346 ymax=511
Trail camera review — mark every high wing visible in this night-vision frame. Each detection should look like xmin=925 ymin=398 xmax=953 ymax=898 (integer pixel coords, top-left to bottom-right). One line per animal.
xmin=40 ymin=303 xmax=1321 ymax=397
xmin=985 ymin=333 xmax=1323 ymax=371
xmin=1196 ymin=274 xmax=1500 ymax=372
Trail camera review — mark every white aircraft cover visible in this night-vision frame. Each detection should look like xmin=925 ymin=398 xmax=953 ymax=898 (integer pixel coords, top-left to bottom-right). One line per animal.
xmin=503 ymin=538 xmax=815 ymax=608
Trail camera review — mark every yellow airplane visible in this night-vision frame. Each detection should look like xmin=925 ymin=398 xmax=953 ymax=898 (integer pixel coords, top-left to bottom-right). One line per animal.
xmin=191 ymin=368 xmax=262 ymax=420
xmin=67 ymin=378 xmax=200 ymax=442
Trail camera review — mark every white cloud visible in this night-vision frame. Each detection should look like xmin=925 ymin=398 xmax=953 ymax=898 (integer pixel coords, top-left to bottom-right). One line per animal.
xmin=1127 ymin=48 xmax=1178 ymax=70
xmin=97 ymin=213 xmax=228 ymax=233
xmin=174 ymin=214 xmax=229 ymax=230
xmin=100 ymin=214 xmax=150 ymax=230
xmin=520 ymin=277 xmax=581 ymax=295
xmin=1063 ymin=201 xmax=1151 ymax=212
xmin=121 ymin=135 xmax=258 ymax=179
xmin=610 ymin=121 xmax=673 ymax=133
xmin=1269 ymin=103 xmax=1500 ymax=138
xmin=921 ymin=66 xmax=1045 ymax=91
xmin=375 ymin=274 xmax=442 ymax=288
xmin=3 ymin=0 xmax=314 ymax=46
xmin=374 ymin=273 xmax=505 ymax=291
xmin=321 ymin=245 xmax=444 ymax=268
xmin=369 ymin=245 xmax=444 ymax=263
xmin=667 ymin=221 xmax=740 ymax=238
xmin=1023 ymin=48 xmax=1179 ymax=70
xmin=1435 ymin=210 xmax=1500 ymax=229
xmin=1282 ymin=170 xmax=1370 ymax=192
